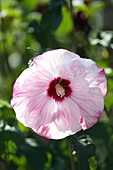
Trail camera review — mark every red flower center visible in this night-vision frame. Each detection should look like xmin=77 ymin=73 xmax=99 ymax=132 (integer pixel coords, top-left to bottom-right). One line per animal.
xmin=47 ymin=77 xmax=72 ymax=101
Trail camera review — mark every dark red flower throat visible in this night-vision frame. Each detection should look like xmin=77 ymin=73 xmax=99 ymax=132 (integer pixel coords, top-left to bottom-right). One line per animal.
xmin=47 ymin=77 xmax=72 ymax=101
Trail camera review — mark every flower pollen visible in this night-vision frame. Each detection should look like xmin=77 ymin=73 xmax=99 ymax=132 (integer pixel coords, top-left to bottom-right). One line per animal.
xmin=55 ymin=84 xmax=65 ymax=98
xmin=47 ymin=77 xmax=72 ymax=101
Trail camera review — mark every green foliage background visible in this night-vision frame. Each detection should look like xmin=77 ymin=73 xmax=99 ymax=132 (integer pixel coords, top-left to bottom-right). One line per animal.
xmin=0 ymin=0 xmax=113 ymax=169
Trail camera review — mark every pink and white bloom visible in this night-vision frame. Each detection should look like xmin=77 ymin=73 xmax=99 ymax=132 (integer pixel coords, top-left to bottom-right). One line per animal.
xmin=11 ymin=49 xmax=107 ymax=140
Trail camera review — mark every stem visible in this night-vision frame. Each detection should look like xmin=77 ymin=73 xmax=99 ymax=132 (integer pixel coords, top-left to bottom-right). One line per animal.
xmin=68 ymin=140 xmax=76 ymax=170
xmin=68 ymin=0 xmax=75 ymax=30
xmin=68 ymin=0 xmax=78 ymax=51
xmin=2 ymin=121 xmax=9 ymax=169
xmin=0 ymin=0 xmax=12 ymax=74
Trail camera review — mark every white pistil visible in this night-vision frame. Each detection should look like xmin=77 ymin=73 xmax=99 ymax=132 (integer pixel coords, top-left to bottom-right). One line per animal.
xmin=55 ymin=84 xmax=65 ymax=98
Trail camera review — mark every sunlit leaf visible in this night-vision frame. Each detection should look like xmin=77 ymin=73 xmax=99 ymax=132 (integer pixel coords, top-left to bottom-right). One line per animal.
xmin=56 ymin=6 xmax=73 ymax=35
xmin=0 ymin=100 xmax=12 ymax=109
xmin=88 ymin=156 xmax=97 ymax=170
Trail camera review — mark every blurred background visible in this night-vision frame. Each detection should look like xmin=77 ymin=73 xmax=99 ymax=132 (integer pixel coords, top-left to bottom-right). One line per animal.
xmin=0 ymin=0 xmax=113 ymax=169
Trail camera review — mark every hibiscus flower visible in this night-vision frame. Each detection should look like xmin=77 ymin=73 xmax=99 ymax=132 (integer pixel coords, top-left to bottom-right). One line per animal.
xmin=11 ymin=49 xmax=107 ymax=139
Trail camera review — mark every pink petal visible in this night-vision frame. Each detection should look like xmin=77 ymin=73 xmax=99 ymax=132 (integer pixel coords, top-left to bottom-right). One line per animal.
xmin=12 ymin=66 xmax=53 ymax=99
xmin=33 ymin=49 xmax=80 ymax=77
xmin=33 ymin=98 xmax=82 ymax=139
xmin=34 ymin=122 xmax=76 ymax=140
xmin=70 ymin=58 xmax=107 ymax=96
xmin=34 ymin=122 xmax=80 ymax=140
xmin=70 ymin=77 xmax=104 ymax=130
xmin=24 ymin=96 xmax=57 ymax=128
xmin=58 ymin=64 xmax=74 ymax=81
xmin=11 ymin=65 xmax=55 ymax=128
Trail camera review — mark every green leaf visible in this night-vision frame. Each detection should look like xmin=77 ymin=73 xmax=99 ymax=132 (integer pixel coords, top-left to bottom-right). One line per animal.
xmin=41 ymin=5 xmax=62 ymax=31
xmin=0 ymin=100 xmax=12 ymax=109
